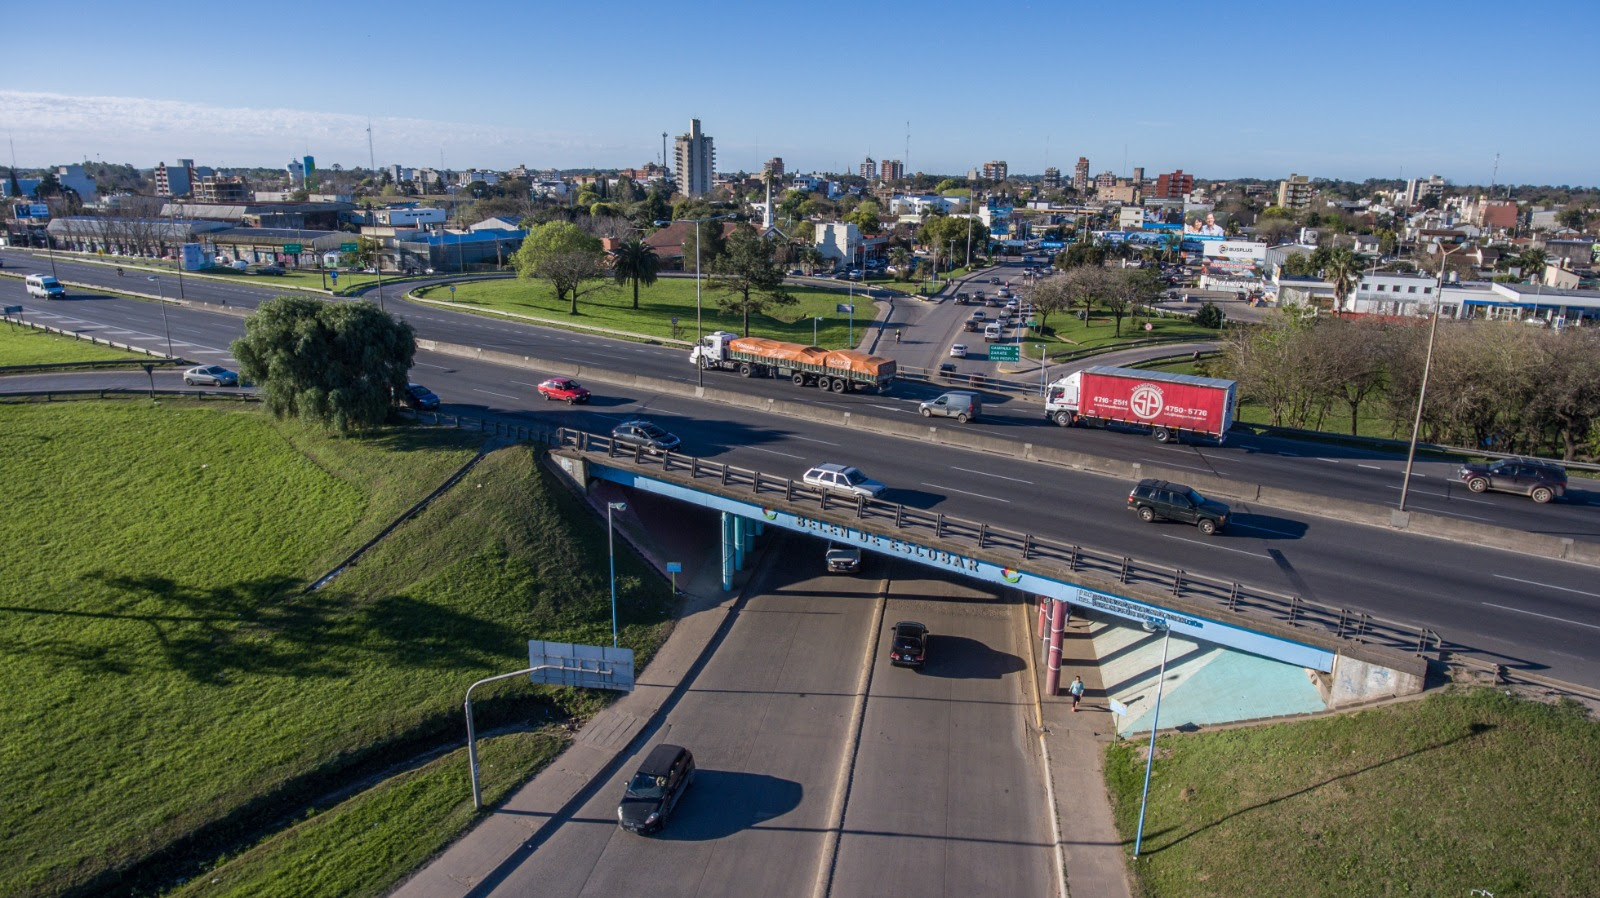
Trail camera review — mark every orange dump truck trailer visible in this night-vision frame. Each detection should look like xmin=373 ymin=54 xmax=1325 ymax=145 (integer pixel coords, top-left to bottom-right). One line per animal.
xmin=689 ymin=331 xmax=896 ymax=393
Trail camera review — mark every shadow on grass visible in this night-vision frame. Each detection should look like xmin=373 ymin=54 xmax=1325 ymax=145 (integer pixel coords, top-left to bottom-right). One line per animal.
xmin=1138 ymin=721 xmax=1497 ymax=854
xmin=15 ymin=571 xmax=526 ymax=684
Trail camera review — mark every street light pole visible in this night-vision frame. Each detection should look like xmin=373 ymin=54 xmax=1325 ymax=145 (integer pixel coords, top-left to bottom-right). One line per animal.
xmin=695 ymin=221 xmax=704 ymax=387
xmin=1133 ymin=618 xmax=1172 ymax=858
xmin=608 ymin=501 xmax=627 ymax=648
xmin=1398 ymin=243 xmax=1463 ymax=512
xmin=146 ymin=276 xmax=174 ymax=359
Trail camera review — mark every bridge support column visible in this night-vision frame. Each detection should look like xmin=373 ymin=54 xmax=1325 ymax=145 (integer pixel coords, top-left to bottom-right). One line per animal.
xmin=733 ymin=514 xmax=747 ymax=571
xmin=720 ymin=512 xmax=734 ymax=591
xmin=1045 ymin=599 xmax=1066 ymax=696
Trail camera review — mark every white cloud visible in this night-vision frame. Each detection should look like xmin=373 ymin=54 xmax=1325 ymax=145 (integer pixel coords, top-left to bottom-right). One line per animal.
xmin=0 ymin=90 xmax=630 ymax=169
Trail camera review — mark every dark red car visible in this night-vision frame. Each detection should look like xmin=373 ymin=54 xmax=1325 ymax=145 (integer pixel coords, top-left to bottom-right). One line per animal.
xmin=537 ymin=377 xmax=591 ymax=404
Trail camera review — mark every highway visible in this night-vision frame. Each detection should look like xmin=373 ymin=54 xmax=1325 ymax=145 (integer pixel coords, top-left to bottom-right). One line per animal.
xmin=476 ymin=541 xmax=1053 ymax=897
xmin=5 ymin=248 xmax=1600 ymax=687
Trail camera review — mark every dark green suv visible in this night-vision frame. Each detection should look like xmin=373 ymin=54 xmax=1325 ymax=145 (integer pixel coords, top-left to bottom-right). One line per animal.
xmin=1127 ymin=479 xmax=1230 ymax=535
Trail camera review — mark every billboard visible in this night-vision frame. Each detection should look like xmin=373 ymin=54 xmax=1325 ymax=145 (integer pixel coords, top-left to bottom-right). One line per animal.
xmin=1201 ymin=240 xmax=1267 ymax=262
xmin=13 ymin=203 xmax=50 ymax=219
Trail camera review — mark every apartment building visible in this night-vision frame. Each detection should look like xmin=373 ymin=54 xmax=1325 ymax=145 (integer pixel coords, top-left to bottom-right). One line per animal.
xmin=674 ymin=118 xmax=715 ymax=197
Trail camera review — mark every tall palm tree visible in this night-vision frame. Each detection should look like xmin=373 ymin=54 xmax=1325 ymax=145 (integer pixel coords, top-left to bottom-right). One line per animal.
xmin=1323 ymin=247 xmax=1359 ymax=313
xmin=612 ymin=236 xmax=659 ymax=310
xmin=1517 ymin=248 xmax=1549 ymax=284
xmin=889 ymin=246 xmax=911 ymax=281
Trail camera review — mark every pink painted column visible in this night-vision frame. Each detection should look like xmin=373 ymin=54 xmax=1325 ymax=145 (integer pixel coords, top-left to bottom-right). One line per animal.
xmin=1045 ymin=599 xmax=1066 ymax=696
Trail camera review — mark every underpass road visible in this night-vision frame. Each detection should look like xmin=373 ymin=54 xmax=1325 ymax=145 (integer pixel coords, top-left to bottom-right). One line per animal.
xmin=487 ymin=541 xmax=877 ymax=898
xmin=831 ymin=570 xmax=1053 ymax=897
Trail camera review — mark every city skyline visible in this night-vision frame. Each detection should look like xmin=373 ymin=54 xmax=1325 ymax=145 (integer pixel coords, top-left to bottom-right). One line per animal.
xmin=4 ymin=0 xmax=1597 ymax=187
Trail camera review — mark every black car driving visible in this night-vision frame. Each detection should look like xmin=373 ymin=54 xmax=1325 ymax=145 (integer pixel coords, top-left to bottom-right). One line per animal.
xmin=1127 ymin=478 xmax=1230 ymax=535
xmin=617 ymin=743 xmax=695 ymax=834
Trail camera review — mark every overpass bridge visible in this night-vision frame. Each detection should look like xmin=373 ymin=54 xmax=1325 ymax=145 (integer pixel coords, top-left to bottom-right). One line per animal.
xmin=550 ymin=430 xmax=1431 ymax=727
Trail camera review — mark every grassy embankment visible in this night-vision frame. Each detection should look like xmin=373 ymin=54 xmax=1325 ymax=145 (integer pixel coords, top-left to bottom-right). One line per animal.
xmin=0 ymin=324 xmax=154 ymax=366
xmin=0 ymin=400 xmax=674 ymax=897
xmin=415 ymin=277 xmax=878 ymax=349
xmin=1106 ymin=688 xmax=1600 ymax=898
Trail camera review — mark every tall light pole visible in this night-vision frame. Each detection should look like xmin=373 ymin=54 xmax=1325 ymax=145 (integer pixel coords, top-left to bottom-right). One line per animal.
xmin=146 ymin=275 xmax=174 ymax=359
xmin=1398 ymin=243 xmax=1464 ymax=512
xmin=607 ymin=500 xmax=627 ymax=648
xmin=656 ymin=214 xmax=732 ymax=388
xmin=1133 ymin=617 xmax=1173 ymax=858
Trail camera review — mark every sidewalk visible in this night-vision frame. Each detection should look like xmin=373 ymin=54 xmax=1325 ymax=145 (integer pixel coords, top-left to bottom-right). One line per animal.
xmin=390 ymin=488 xmax=750 ymax=897
xmin=1029 ymin=607 xmax=1134 ymax=898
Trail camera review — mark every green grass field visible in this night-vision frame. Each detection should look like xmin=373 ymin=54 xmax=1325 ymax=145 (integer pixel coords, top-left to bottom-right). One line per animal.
xmin=0 ymin=401 xmax=674 ymax=897
xmin=1106 ymin=688 xmax=1600 ymax=898
xmin=0 ymin=324 xmax=153 ymax=366
xmin=415 ymin=276 xmax=875 ymax=349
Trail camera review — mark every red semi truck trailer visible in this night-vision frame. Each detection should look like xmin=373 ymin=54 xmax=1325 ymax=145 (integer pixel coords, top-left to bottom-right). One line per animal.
xmin=1044 ymin=365 xmax=1237 ymax=443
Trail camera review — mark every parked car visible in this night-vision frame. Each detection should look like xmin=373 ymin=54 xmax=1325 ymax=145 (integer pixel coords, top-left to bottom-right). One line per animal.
xmin=536 ymin=377 xmax=591 ymax=403
xmin=1127 ymin=479 xmax=1230 ymax=535
xmin=611 ymin=419 xmax=681 ymax=454
xmin=183 ymin=365 xmax=239 ymax=387
xmin=400 ymin=383 xmax=440 ymax=410
xmin=825 ymin=542 xmax=862 ymax=573
xmin=1456 ymin=458 xmax=1567 ymax=503
xmin=802 ymin=463 xmax=885 ymax=499
xmin=889 ymin=620 xmax=929 ymax=668
xmin=617 ymin=743 xmax=695 ymax=835
xmin=256 ymin=265 xmax=286 ymax=276
xmin=949 ymin=343 xmax=968 ymax=358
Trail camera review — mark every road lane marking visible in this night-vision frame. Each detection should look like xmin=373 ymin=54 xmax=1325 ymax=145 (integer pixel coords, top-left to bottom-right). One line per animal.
xmin=747 ymin=446 xmax=804 ymax=459
xmin=1230 ymin=521 xmax=1301 ymax=538
xmin=1493 ymin=575 xmax=1600 ymax=600
xmin=1279 ymin=451 xmax=1300 ymax=457
xmin=871 ymin=404 xmax=910 ymax=413
xmin=413 ymin=361 xmax=450 ymax=369
xmin=1317 ymin=457 xmax=1340 ymax=463
xmin=1481 ymin=602 xmax=1600 ymax=631
xmin=921 ymin=482 xmax=1008 ymax=502
xmin=792 ymin=435 xmax=841 ymax=446
xmin=1140 ymin=459 xmax=1221 ymax=474
xmin=511 ymin=380 xmax=544 ymax=388
xmin=1160 ymin=534 xmax=1271 ymax=558
xmin=1358 ymin=463 xmax=1382 ymax=469
xmin=950 ymin=466 xmax=1034 ymax=484
xmin=472 ymin=388 xmax=519 ymax=400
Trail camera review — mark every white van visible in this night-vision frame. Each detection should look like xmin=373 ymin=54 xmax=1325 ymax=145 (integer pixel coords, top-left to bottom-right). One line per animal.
xmin=25 ymin=274 xmax=65 ymax=299
xmin=983 ymin=322 xmax=1002 ymax=342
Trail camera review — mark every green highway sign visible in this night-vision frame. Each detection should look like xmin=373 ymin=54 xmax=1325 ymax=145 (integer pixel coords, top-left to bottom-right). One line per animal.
xmin=1027 ymin=319 xmax=1039 ymax=328
xmin=340 ymin=242 xmax=359 ymax=252
xmin=989 ymin=344 xmax=1020 ymax=361
xmin=283 ymin=243 xmax=303 ymax=253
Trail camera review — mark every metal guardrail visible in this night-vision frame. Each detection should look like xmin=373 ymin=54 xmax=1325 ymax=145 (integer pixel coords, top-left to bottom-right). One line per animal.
xmin=0 ymin=387 xmax=256 ymax=403
xmin=556 ymin=428 xmax=1440 ymax=659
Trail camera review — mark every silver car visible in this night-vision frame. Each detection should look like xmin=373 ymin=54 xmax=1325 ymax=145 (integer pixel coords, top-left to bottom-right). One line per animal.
xmin=802 ymin=463 xmax=885 ymax=499
xmin=183 ymin=365 xmax=239 ymax=387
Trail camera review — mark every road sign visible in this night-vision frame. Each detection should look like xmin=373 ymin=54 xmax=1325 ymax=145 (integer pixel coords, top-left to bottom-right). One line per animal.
xmin=836 ymin=303 xmax=854 ymax=314
xmin=449 ymin=284 xmax=456 ymax=295
xmin=283 ymin=243 xmax=303 ymax=253
xmin=989 ymin=344 xmax=1020 ymax=361
xmin=1027 ymin=319 xmax=1039 ymax=328
xmin=527 ymin=640 xmax=635 ymax=692
xmin=329 ymin=271 xmax=339 ymax=282
xmin=3 ymin=305 xmax=23 ymax=314
xmin=340 ymin=242 xmax=359 ymax=253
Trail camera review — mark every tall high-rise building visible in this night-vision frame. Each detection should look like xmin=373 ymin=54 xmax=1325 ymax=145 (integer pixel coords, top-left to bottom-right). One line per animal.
xmin=858 ymin=156 xmax=876 ymax=179
xmin=982 ymin=160 xmax=1009 ymax=181
xmin=674 ymin=119 xmax=715 ymax=197
xmin=1094 ymin=170 xmax=1117 ymax=189
xmin=879 ymin=159 xmax=904 ymax=181
xmin=155 ymin=159 xmax=195 ymax=197
xmin=763 ymin=157 xmax=785 ymax=178
xmin=1131 ymin=166 xmax=1145 ymax=186
xmin=1277 ymin=172 xmax=1314 ymax=210
xmin=1042 ymin=166 xmax=1061 ymax=189
xmin=1152 ymin=169 xmax=1193 ymax=199
xmin=1073 ymin=157 xmax=1090 ymax=191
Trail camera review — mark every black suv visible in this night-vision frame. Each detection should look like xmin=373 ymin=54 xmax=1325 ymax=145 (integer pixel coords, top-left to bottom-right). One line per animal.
xmin=1127 ymin=479 xmax=1230 ymax=535
xmin=889 ymin=620 xmax=929 ymax=668
xmin=617 ymin=743 xmax=695 ymax=834
xmin=611 ymin=419 xmax=681 ymax=454
xmin=1457 ymin=457 xmax=1567 ymax=504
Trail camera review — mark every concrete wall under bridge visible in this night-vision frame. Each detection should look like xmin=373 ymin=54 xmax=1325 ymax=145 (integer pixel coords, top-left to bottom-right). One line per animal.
xmin=548 ymin=436 xmax=1428 ymax=730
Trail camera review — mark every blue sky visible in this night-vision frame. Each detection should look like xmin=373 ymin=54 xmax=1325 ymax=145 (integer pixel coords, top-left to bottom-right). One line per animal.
xmin=5 ymin=0 xmax=1596 ymax=186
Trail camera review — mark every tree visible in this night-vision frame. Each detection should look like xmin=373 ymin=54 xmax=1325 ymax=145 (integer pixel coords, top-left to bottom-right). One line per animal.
xmin=1516 ymin=248 xmax=1550 ymax=284
xmin=1062 ymin=265 xmax=1108 ymax=325
xmin=1105 ymin=269 xmax=1162 ymax=336
xmin=710 ymin=227 xmax=793 ymax=336
xmin=1557 ymin=207 xmax=1589 ymax=231
xmin=1194 ymin=301 xmax=1225 ymax=329
xmin=1323 ymin=247 xmax=1360 ymax=311
xmin=1029 ymin=274 xmax=1071 ymax=331
xmin=355 ymin=236 xmax=383 ymax=269
xmin=611 ymin=236 xmax=659 ymax=310
xmin=513 ymin=220 xmax=606 ymax=314
xmin=845 ymin=201 xmax=882 ymax=235
xmin=888 ymin=246 xmax=911 ymax=281
xmin=1059 ymin=240 xmax=1107 ymax=270
xmin=231 ymin=295 xmax=415 ymax=435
